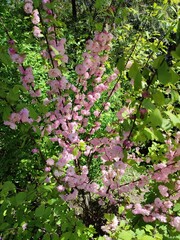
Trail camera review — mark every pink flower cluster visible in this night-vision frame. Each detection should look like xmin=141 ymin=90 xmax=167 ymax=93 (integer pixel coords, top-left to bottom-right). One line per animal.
xmin=24 ymin=1 xmax=42 ymax=38
xmin=24 ymin=0 xmax=33 ymax=14
xmin=8 ymin=40 xmax=41 ymax=98
xmin=4 ymin=108 xmax=33 ymax=129
xmin=75 ymin=31 xmax=118 ymax=93
xmin=8 ymin=46 xmax=25 ymax=64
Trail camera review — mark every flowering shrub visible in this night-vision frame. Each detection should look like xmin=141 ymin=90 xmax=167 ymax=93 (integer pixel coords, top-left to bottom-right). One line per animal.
xmin=1 ymin=0 xmax=180 ymax=239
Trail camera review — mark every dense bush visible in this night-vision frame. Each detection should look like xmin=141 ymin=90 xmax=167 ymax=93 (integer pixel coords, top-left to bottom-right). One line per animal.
xmin=0 ymin=0 xmax=179 ymax=239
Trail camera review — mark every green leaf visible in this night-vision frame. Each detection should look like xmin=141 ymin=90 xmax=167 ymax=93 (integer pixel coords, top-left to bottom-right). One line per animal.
xmin=152 ymin=91 xmax=165 ymax=106
xmin=153 ymin=55 xmax=164 ymax=69
xmin=129 ymin=61 xmax=142 ymax=90
xmin=141 ymin=236 xmax=154 ymax=240
xmin=52 ymin=234 xmax=59 ymax=240
xmin=118 ymin=206 xmax=125 ymax=214
xmin=0 ymin=46 xmax=12 ymax=66
xmin=2 ymin=181 xmax=16 ymax=193
xmin=16 ymin=192 xmax=26 ymax=205
xmin=148 ymin=109 xmax=163 ymax=127
xmin=169 ymin=69 xmax=179 ymax=84
xmin=44 ymin=207 xmax=51 ymax=218
xmin=95 ymin=23 xmax=103 ymax=31
xmin=3 ymin=106 xmax=12 ymax=121
xmin=33 ymin=0 xmax=41 ymax=8
xmin=28 ymin=106 xmax=39 ymax=119
xmin=95 ymin=0 xmax=106 ymax=9
xmin=6 ymin=89 xmax=19 ymax=102
xmin=118 ymin=230 xmax=135 ymax=240
xmin=47 ymin=198 xmax=57 ymax=205
xmin=117 ymin=57 xmax=125 ymax=71
xmin=164 ymin=111 xmax=180 ymax=127
xmin=171 ymin=90 xmax=179 ymax=102
xmin=161 ymin=118 xmax=172 ymax=130
xmin=60 ymin=232 xmax=72 ymax=240
xmin=0 ymin=222 xmax=9 ymax=231
xmin=143 ymin=128 xmax=155 ymax=140
xmin=142 ymin=99 xmax=156 ymax=110
xmin=172 ymin=44 xmax=180 ymax=59
xmin=104 ymin=213 xmax=115 ymax=221
xmin=72 ymin=147 xmax=79 ymax=156
xmin=35 ymin=204 xmax=45 ymax=217
xmin=153 ymin=129 xmax=164 ymax=142
xmin=158 ymin=62 xmax=171 ymax=85
xmin=42 ymin=233 xmax=50 ymax=240
xmin=144 ymin=224 xmax=154 ymax=233
xmin=173 ymin=203 xmax=180 ymax=212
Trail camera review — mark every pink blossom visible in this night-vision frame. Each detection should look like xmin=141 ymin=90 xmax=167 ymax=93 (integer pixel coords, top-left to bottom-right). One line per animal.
xmin=46 ymin=158 xmax=54 ymax=166
xmin=24 ymin=3 xmax=33 ymax=14
xmin=57 ymin=185 xmax=65 ymax=192
xmin=20 ymin=108 xmax=31 ymax=123
xmin=170 ymin=217 xmax=180 ymax=231
xmin=94 ymin=110 xmax=100 ymax=117
xmin=154 ymin=198 xmax=163 ymax=208
xmin=32 ymin=148 xmax=39 ymax=154
xmin=133 ymin=203 xmax=150 ymax=216
xmin=32 ymin=9 xmax=40 ymax=25
xmin=48 ymin=68 xmax=61 ymax=78
xmin=61 ymin=54 xmax=68 ymax=63
xmin=158 ymin=185 xmax=169 ymax=197
xmin=45 ymin=167 xmax=51 ymax=172
xmin=33 ymin=26 xmax=42 ymax=38
xmin=75 ymin=64 xmax=87 ymax=75
xmin=11 ymin=53 xmax=25 ymax=64
xmin=4 ymin=121 xmax=17 ymax=130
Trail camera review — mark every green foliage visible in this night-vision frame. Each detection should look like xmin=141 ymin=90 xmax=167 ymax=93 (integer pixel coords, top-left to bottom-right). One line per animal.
xmin=0 ymin=180 xmax=96 ymax=240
